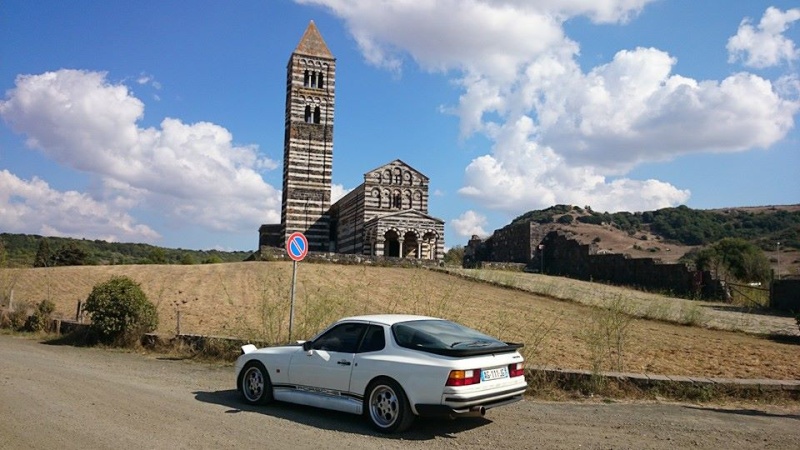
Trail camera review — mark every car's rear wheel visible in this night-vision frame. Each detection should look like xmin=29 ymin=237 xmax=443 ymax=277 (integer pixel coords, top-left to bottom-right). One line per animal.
xmin=239 ymin=361 xmax=273 ymax=405
xmin=365 ymin=377 xmax=415 ymax=433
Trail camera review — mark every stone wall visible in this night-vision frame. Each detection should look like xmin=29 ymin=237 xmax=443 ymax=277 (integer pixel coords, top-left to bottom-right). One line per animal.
xmin=540 ymin=231 xmax=721 ymax=299
xmin=467 ymin=261 xmax=527 ymax=271
xmin=466 ymin=227 xmax=724 ymax=299
xmin=256 ymin=245 xmax=443 ymax=268
xmin=258 ymin=224 xmax=282 ymax=248
xmin=467 ymin=222 xmax=557 ymax=265
xmin=771 ymin=279 xmax=800 ymax=313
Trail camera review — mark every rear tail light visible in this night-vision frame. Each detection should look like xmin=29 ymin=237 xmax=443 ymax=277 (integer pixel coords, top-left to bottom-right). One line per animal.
xmin=446 ymin=369 xmax=481 ymax=386
xmin=508 ymin=362 xmax=525 ymax=378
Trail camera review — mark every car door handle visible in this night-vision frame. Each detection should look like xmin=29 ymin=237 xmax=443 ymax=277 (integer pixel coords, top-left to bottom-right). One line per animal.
xmin=337 ymin=360 xmax=351 ymax=366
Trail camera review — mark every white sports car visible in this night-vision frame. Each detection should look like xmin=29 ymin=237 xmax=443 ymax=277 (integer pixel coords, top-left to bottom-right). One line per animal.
xmin=235 ymin=314 xmax=527 ymax=433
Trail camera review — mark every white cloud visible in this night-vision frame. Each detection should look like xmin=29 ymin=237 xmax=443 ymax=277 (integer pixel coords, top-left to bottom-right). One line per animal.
xmin=0 ymin=170 xmax=160 ymax=242
xmin=451 ymin=210 xmax=489 ymax=238
xmin=301 ymin=0 xmax=799 ymax=217
xmin=727 ymin=7 xmax=800 ymax=69
xmin=136 ymin=72 xmax=162 ymax=90
xmin=0 ymin=69 xmax=282 ymax=241
xmin=536 ymin=48 xmax=798 ymax=172
xmin=330 ymin=183 xmax=351 ymax=203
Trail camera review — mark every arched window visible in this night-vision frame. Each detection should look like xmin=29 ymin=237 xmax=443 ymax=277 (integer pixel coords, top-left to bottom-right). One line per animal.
xmin=303 ymin=70 xmax=310 ymax=87
xmin=372 ymin=189 xmax=381 ymax=208
xmin=393 ymin=193 xmax=401 ymax=209
xmin=313 ymin=106 xmax=321 ymax=124
xmin=304 ymin=105 xmax=312 ymax=123
xmin=318 ymin=72 xmax=325 ymax=89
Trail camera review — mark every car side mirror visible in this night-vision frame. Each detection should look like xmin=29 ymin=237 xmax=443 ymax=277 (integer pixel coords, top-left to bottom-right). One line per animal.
xmin=302 ymin=341 xmax=313 ymax=352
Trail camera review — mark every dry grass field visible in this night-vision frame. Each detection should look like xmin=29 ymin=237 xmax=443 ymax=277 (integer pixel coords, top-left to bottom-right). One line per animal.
xmin=1 ymin=262 xmax=798 ymax=380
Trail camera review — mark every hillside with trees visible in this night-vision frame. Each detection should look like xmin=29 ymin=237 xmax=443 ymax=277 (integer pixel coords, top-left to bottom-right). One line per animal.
xmin=510 ymin=204 xmax=799 ymax=251
xmin=0 ymin=233 xmax=252 ymax=268
xmin=497 ymin=204 xmax=800 ymax=279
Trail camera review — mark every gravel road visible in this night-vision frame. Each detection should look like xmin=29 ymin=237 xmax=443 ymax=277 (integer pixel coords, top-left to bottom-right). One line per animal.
xmin=1 ymin=334 xmax=798 ymax=449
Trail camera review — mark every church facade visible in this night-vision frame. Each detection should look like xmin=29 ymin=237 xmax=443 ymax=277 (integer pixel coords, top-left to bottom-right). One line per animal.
xmin=259 ymin=21 xmax=445 ymax=260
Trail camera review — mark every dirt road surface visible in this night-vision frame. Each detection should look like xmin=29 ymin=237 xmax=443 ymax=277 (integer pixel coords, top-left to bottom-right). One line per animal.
xmin=1 ymin=335 xmax=798 ymax=449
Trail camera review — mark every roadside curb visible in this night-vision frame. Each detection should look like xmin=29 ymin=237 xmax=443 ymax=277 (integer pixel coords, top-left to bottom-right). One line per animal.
xmin=529 ymin=365 xmax=800 ymax=398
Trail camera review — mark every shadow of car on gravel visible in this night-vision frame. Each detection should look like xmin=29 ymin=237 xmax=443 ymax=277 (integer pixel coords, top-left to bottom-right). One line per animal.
xmin=193 ymin=389 xmax=493 ymax=440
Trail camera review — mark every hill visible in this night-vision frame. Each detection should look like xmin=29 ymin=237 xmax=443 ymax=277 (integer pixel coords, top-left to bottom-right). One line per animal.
xmin=0 ymin=233 xmax=252 ymax=268
xmin=502 ymin=204 xmax=800 ymax=278
xmin=1 ymin=262 xmax=798 ymax=380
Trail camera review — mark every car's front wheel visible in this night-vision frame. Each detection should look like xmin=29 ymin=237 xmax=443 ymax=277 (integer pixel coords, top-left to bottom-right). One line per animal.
xmin=365 ymin=377 xmax=415 ymax=433
xmin=239 ymin=361 xmax=273 ymax=405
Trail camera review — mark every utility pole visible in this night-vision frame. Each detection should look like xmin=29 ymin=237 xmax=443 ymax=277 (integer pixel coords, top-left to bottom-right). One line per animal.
xmin=776 ymin=241 xmax=780 ymax=280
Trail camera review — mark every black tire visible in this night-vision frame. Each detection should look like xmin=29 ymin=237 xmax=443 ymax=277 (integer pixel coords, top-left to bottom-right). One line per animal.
xmin=364 ymin=377 xmax=415 ymax=433
xmin=238 ymin=361 xmax=274 ymax=405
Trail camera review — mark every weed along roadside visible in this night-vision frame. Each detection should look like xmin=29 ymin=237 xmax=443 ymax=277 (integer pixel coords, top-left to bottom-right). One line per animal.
xmin=1 ymin=262 xmax=799 ymax=403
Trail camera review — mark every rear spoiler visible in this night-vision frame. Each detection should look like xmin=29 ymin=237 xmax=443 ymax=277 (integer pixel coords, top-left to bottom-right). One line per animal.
xmin=241 ymin=344 xmax=257 ymax=355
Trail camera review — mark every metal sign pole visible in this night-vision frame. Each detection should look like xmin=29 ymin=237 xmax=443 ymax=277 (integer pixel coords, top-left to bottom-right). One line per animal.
xmin=285 ymin=231 xmax=307 ymax=344
xmin=289 ymin=259 xmax=297 ymax=343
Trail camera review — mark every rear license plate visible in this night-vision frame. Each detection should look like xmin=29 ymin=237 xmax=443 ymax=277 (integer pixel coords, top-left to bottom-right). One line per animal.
xmin=481 ymin=367 xmax=508 ymax=382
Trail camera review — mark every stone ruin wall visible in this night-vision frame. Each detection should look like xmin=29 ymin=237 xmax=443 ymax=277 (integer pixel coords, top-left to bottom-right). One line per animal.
xmin=466 ymin=227 xmax=724 ymax=300
xmin=540 ymin=231 xmax=721 ymax=299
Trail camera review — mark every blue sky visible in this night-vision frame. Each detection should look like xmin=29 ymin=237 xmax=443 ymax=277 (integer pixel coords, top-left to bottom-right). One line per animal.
xmin=1 ymin=0 xmax=799 ymax=252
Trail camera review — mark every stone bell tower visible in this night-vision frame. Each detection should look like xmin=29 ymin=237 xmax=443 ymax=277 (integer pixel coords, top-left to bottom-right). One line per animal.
xmin=280 ymin=21 xmax=336 ymax=251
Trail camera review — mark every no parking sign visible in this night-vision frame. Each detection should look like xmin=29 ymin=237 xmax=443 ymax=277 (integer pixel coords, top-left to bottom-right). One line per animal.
xmin=285 ymin=231 xmax=308 ymax=342
xmin=286 ymin=232 xmax=308 ymax=261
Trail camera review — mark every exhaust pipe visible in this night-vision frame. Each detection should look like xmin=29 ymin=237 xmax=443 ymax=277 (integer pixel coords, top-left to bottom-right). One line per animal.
xmin=462 ymin=406 xmax=486 ymax=417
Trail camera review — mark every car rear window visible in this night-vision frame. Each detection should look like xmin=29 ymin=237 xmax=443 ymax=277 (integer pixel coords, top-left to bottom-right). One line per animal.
xmin=391 ymin=320 xmax=508 ymax=353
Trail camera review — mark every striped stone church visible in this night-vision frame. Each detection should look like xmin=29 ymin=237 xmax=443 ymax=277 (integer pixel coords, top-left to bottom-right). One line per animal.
xmin=258 ymin=21 xmax=445 ymax=260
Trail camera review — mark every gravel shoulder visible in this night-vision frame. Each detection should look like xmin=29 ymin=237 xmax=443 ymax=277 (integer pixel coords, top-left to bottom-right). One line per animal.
xmin=1 ymin=335 xmax=798 ymax=449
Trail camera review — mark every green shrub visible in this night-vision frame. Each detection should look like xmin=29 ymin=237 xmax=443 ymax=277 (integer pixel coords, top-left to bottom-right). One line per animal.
xmin=84 ymin=276 xmax=158 ymax=345
xmin=24 ymin=299 xmax=56 ymax=332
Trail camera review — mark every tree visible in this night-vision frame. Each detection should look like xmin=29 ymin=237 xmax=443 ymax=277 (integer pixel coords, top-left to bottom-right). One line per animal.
xmin=83 ymin=276 xmax=159 ymax=345
xmin=34 ymin=238 xmax=51 ymax=267
xmin=694 ymin=238 xmax=771 ymax=283
xmin=52 ymin=242 xmax=88 ymax=266
xmin=148 ymin=248 xmax=168 ymax=264
xmin=443 ymin=245 xmax=465 ymax=266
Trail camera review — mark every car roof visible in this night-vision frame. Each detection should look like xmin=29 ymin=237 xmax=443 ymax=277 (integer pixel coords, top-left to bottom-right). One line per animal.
xmin=337 ymin=314 xmax=442 ymax=326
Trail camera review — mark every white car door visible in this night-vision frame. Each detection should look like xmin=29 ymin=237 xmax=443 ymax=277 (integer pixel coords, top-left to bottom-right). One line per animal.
xmin=288 ymin=322 xmax=367 ymax=393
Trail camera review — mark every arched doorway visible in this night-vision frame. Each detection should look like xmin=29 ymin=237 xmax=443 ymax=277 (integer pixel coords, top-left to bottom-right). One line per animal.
xmin=384 ymin=230 xmax=400 ymax=257
xmin=403 ymin=231 xmax=419 ymax=258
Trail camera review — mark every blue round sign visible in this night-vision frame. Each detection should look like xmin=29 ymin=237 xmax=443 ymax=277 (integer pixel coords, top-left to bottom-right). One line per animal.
xmin=286 ymin=232 xmax=308 ymax=261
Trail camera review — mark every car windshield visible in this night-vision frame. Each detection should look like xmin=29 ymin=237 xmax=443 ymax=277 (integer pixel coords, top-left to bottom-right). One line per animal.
xmin=391 ymin=320 xmax=506 ymax=351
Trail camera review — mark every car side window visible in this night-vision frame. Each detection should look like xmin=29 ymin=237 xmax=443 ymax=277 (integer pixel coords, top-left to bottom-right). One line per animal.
xmin=311 ymin=323 xmax=367 ymax=353
xmin=357 ymin=325 xmax=385 ymax=353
